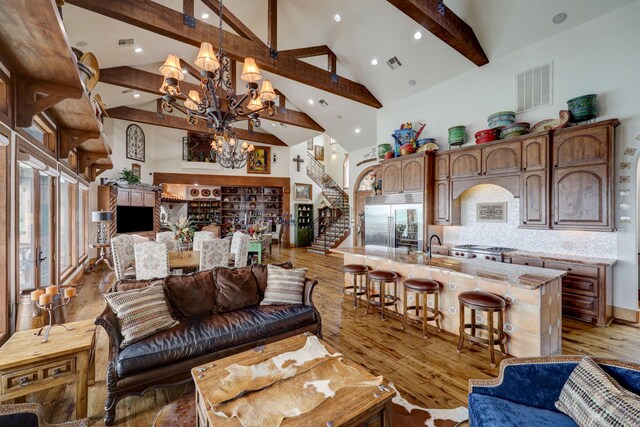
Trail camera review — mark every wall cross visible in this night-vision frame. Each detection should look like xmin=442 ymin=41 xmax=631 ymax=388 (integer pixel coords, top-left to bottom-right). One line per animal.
xmin=292 ymin=154 xmax=305 ymax=172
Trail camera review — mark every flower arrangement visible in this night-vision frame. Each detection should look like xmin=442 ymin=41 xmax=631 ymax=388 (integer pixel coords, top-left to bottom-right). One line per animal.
xmin=248 ymin=221 xmax=269 ymax=238
xmin=171 ymin=216 xmax=195 ymax=244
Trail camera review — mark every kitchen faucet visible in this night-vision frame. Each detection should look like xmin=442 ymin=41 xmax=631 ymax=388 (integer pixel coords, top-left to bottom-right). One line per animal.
xmin=428 ymin=234 xmax=442 ymax=258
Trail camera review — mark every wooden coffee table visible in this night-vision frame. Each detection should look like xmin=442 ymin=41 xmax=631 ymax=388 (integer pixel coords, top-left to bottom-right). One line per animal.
xmin=191 ymin=334 xmax=394 ymax=426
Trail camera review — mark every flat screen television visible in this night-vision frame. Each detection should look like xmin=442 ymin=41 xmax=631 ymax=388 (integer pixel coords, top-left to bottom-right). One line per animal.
xmin=116 ymin=206 xmax=154 ymax=233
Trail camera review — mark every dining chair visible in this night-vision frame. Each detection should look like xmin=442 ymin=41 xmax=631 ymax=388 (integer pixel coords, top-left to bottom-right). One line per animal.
xmin=199 ymin=240 xmax=230 ymax=271
xmin=193 ymin=231 xmax=216 ymax=252
xmin=111 ymin=235 xmax=136 ymax=281
xmin=271 ymin=224 xmax=282 ymax=244
xmin=134 ymin=241 xmax=169 ymax=280
xmin=230 ymin=231 xmax=250 ymax=267
xmin=201 ymin=224 xmax=221 ymax=238
xmin=156 ymin=231 xmax=178 ymax=251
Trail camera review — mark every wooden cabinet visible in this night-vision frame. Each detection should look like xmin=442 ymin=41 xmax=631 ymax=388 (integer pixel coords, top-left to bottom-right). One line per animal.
xmin=482 ymin=141 xmax=521 ymax=176
xmin=520 ymin=170 xmax=549 ymax=228
xmin=509 ymin=256 xmax=544 ymax=268
xmin=553 ymin=124 xmax=609 ymax=168
xmin=130 ymin=190 xmax=143 ymax=206
xmin=434 ymin=180 xmax=460 ymax=225
xmin=522 ymin=135 xmax=548 ymax=171
xmin=381 ymin=154 xmax=425 ymax=194
xmin=381 ymin=161 xmax=402 ymax=194
xmin=401 ymin=156 xmax=425 ymax=193
xmin=552 ymin=164 xmax=609 ymax=229
xmin=143 ymin=191 xmax=156 ymax=207
xmin=435 ymin=154 xmax=449 ymax=180
xmin=450 ymin=149 xmax=481 ymax=179
xmin=116 ymin=188 xmax=130 ymax=206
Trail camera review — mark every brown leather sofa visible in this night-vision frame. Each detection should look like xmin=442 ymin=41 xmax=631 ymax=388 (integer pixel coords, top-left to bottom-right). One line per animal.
xmin=95 ymin=263 xmax=322 ymax=425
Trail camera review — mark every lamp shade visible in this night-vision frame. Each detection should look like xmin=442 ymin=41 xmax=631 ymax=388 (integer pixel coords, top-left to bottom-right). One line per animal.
xmin=240 ymin=58 xmax=262 ymax=83
xmin=247 ymin=97 xmax=264 ymax=111
xmin=194 ymin=42 xmax=220 ymax=72
xmin=92 ymin=211 xmax=113 ymax=222
xmin=259 ymin=80 xmax=276 ymax=101
xmin=184 ymin=90 xmax=202 ymax=110
xmin=159 ymin=54 xmax=185 ymax=81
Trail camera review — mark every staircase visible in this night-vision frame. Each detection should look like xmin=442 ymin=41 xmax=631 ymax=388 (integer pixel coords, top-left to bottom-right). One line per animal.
xmin=305 ymin=152 xmax=350 ymax=255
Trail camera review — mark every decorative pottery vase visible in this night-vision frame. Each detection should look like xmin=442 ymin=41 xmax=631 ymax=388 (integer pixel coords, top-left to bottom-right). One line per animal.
xmin=378 ymin=143 xmax=393 ymax=160
xmin=448 ymin=126 xmax=467 ymax=146
xmin=567 ymin=94 xmax=598 ymax=123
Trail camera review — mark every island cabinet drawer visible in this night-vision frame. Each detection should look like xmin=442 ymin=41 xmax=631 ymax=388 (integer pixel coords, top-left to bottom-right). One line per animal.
xmin=563 ymin=294 xmax=598 ymax=320
xmin=543 ymin=261 xmax=599 ymax=279
xmin=510 ymin=256 xmax=544 ymax=268
xmin=561 ymin=274 xmax=599 ymax=297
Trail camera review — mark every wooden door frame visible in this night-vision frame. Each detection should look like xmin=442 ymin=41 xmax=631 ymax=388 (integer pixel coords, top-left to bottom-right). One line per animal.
xmin=353 ymin=166 xmax=380 ymax=246
xmin=0 ymin=126 xmax=10 ymax=344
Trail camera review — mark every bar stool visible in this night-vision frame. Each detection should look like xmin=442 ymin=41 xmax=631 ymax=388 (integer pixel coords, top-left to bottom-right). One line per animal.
xmin=342 ymin=264 xmax=370 ymax=308
xmin=366 ymin=270 xmax=399 ymax=321
xmin=401 ymin=278 xmax=442 ymax=338
xmin=457 ymin=291 xmax=508 ymax=367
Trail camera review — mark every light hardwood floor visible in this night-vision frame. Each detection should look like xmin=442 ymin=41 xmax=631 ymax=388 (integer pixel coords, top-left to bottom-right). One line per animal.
xmin=35 ymin=247 xmax=640 ymax=425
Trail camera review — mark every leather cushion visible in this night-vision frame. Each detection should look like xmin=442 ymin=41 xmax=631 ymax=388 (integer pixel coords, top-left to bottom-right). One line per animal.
xmin=368 ymin=270 xmax=398 ymax=281
xmin=343 ymin=264 xmax=369 ymax=274
xmin=116 ymin=305 xmax=316 ymax=377
xmin=252 ymin=261 xmax=293 ymax=299
xmin=213 ymin=266 xmax=260 ymax=313
xmin=459 ymin=291 xmax=505 ymax=309
xmin=163 ymin=271 xmax=217 ymax=319
xmin=404 ymin=278 xmax=440 ymax=292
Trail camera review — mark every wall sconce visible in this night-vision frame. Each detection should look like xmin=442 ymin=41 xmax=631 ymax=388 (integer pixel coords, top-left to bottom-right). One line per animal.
xmin=273 ymin=153 xmax=277 ymax=163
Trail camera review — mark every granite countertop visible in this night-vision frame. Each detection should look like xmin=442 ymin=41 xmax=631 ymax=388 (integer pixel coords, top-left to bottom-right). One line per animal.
xmin=333 ymin=246 xmax=567 ymax=290
xmin=505 ymin=250 xmax=617 ymax=267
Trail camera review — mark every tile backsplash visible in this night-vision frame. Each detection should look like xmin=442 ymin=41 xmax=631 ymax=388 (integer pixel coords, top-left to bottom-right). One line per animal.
xmin=443 ymin=184 xmax=618 ymax=258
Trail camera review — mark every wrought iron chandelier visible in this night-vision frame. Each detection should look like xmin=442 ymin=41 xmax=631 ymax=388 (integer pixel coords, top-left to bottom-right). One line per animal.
xmin=158 ymin=0 xmax=277 ymax=169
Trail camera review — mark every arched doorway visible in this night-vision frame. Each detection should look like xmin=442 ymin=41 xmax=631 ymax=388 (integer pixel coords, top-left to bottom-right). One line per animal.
xmin=353 ymin=166 xmax=380 ymax=246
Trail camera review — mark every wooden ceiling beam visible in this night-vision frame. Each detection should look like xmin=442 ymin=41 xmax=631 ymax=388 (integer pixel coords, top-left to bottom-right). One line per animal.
xmin=67 ymin=0 xmax=382 ymax=108
xmin=106 ymin=106 xmax=288 ymax=147
xmin=280 ymin=45 xmax=333 ymax=59
xmin=268 ymin=0 xmax=277 ymax=52
xmin=387 ymin=0 xmax=488 ymax=66
xmin=99 ymin=67 xmax=324 ymax=131
xmin=200 ymin=0 xmax=264 ymax=45
xmin=183 ymin=0 xmax=194 ymax=18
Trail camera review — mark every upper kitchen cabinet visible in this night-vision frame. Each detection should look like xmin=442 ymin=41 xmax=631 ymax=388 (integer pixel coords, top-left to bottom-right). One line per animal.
xmin=381 ymin=153 xmax=426 ymax=194
xmin=449 ymin=149 xmax=482 ymax=179
xmin=435 ymin=154 xmax=450 ymax=180
xmin=520 ymin=170 xmax=549 ymax=228
xmin=522 ymin=134 xmax=549 ymax=171
xmin=552 ymin=120 xmax=617 ymax=168
xmin=482 ymin=141 xmax=522 ymax=176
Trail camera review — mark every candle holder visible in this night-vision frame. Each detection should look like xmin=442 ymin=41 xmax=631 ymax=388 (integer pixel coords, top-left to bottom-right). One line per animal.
xmin=31 ymin=287 xmax=76 ymax=343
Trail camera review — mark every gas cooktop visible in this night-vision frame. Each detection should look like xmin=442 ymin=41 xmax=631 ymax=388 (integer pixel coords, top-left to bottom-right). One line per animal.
xmin=450 ymin=245 xmax=516 ymax=262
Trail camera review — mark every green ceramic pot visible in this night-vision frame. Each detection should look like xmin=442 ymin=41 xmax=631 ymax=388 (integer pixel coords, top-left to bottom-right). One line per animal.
xmin=448 ymin=125 xmax=467 ymax=145
xmin=378 ymin=143 xmax=393 ymax=160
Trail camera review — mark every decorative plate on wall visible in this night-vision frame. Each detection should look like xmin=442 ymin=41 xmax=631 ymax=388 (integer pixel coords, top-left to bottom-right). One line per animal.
xmin=190 ymin=188 xmax=200 ymax=197
xmin=126 ymin=124 xmax=145 ymax=162
xmin=212 ymin=189 xmax=221 ymax=198
xmin=201 ymin=189 xmax=211 ymax=197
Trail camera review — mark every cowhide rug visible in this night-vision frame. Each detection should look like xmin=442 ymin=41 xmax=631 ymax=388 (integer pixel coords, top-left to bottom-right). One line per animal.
xmin=153 ymin=383 xmax=468 ymax=427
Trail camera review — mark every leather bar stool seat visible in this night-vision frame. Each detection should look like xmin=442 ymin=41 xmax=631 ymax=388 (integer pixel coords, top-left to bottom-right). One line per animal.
xmin=457 ymin=291 xmax=508 ymax=367
xmin=366 ymin=270 xmax=399 ymax=320
xmin=401 ymin=279 xmax=442 ymax=338
xmin=342 ymin=264 xmax=370 ymax=308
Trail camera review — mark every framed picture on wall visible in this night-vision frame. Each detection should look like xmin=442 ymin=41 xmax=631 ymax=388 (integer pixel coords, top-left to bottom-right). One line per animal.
xmin=126 ymin=124 xmax=145 ymax=162
xmin=314 ymin=145 xmax=324 ymax=161
xmin=131 ymin=163 xmax=141 ymax=178
xmin=294 ymin=183 xmax=312 ymax=201
xmin=306 ymin=139 xmax=313 ymax=150
xmin=247 ymin=145 xmax=271 ymax=174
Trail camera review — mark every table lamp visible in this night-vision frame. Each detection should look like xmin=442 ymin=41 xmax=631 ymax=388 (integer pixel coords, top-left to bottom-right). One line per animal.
xmin=92 ymin=211 xmax=113 ymax=244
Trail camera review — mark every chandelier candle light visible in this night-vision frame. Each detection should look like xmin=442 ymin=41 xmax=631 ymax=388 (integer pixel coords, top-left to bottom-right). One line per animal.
xmin=30 ymin=285 xmax=77 ymax=343
xmin=159 ymin=0 xmax=278 ymax=169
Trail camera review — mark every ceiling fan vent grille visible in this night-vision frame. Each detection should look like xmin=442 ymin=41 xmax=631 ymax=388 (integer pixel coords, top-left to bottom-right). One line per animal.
xmin=117 ymin=38 xmax=135 ymax=47
xmin=516 ymin=61 xmax=553 ymax=113
xmin=386 ymin=56 xmax=402 ymax=70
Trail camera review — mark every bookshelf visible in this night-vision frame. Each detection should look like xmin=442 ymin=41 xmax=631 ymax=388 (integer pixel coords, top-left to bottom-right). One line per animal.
xmin=220 ymin=186 xmax=284 ymax=230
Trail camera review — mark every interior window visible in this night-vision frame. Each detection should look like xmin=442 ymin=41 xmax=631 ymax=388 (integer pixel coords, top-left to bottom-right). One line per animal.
xmin=78 ymin=186 xmax=89 ymax=260
xmin=59 ymin=177 xmax=75 ymax=275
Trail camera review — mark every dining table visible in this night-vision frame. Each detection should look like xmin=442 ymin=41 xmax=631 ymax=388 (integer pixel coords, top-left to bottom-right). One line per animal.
xmin=168 ymin=250 xmax=200 ymax=270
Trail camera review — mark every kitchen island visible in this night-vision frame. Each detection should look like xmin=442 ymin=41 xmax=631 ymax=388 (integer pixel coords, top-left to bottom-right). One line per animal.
xmin=333 ymin=246 xmax=567 ymax=357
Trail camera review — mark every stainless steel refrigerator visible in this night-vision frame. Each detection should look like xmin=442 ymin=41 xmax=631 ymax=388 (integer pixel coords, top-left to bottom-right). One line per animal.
xmin=364 ymin=193 xmax=424 ymax=251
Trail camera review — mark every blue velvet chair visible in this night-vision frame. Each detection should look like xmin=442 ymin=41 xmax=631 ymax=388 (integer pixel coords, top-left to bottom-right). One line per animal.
xmin=468 ymin=356 xmax=640 ymax=426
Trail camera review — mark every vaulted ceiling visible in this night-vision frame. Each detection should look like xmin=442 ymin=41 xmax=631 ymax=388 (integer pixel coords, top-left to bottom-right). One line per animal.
xmin=61 ymin=0 xmax=635 ymax=150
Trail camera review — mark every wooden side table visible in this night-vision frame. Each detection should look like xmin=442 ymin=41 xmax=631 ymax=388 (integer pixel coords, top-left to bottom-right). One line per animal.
xmin=0 ymin=320 xmax=96 ymax=419
xmin=85 ymin=243 xmax=113 ymax=273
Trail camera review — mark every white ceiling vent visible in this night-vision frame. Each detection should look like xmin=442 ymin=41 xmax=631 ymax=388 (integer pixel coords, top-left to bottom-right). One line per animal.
xmin=318 ymin=99 xmax=329 ymax=108
xmin=516 ymin=61 xmax=553 ymax=113
xmin=117 ymin=38 xmax=135 ymax=47
xmin=386 ymin=56 xmax=402 ymax=70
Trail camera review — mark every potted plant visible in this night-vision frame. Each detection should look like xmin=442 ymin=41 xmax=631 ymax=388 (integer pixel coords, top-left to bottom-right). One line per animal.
xmin=171 ymin=216 xmax=195 ymax=252
xmin=119 ymin=167 xmax=141 ymax=185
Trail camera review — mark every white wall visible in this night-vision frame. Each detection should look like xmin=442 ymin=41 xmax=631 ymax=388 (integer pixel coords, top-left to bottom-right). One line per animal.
xmin=289 ymin=139 xmax=323 ymax=243
xmin=375 ymin=2 xmax=640 ymax=313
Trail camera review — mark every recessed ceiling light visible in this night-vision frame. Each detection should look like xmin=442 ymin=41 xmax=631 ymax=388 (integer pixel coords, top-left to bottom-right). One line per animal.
xmin=201 ymin=13 xmax=209 ymax=19
xmin=133 ymin=93 xmax=141 ymax=98
xmin=182 ymin=68 xmax=188 ymax=74
xmin=413 ymin=31 xmax=422 ymax=40
xmin=272 ymin=123 xmax=276 ymax=127
xmin=308 ymin=99 xmax=314 ymax=105
xmin=134 ymin=47 xmax=143 ymax=53
xmin=552 ymin=12 xmax=567 ymax=24
xmin=76 ymin=41 xmax=88 ymax=47
xmin=355 ymin=128 xmax=361 ymax=134
xmin=371 ymin=58 xmax=378 ymax=66
xmin=333 ymin=14 xmax=341 ymax=22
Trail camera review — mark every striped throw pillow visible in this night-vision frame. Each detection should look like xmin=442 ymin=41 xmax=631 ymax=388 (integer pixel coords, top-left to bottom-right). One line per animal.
xmin=555 ymin=357 xmax=640 ymax=426
xmin=104 ymin=283 xmax=179 ymax=348
xmin=261 ymin=265 xmax=307 ymax=305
